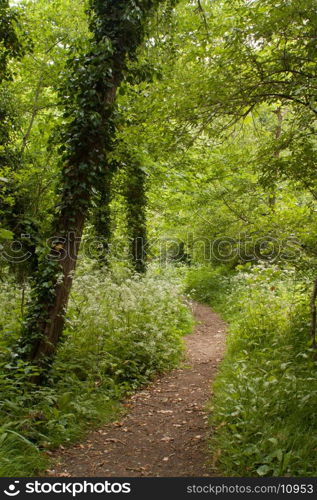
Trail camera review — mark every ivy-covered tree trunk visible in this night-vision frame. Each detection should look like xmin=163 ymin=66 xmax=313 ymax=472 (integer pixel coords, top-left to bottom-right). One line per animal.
xmin=18 ymin=0 xmax=164 ymax=378
xmin=125 ymin=156 xmax=148 ymax=273
xmin=92 ymin=165 xmax=116 ymax=266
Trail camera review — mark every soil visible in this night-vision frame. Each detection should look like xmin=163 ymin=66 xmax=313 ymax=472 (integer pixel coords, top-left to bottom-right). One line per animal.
xmin=49 ymin=302 xmax=226 ymax=477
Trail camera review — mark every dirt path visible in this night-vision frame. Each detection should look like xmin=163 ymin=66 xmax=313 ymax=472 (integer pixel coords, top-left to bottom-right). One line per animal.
xmin=50 ymin=302 xmax=226 ymax=477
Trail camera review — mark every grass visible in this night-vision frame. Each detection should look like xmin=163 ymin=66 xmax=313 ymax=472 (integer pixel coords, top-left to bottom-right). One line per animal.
xmin=186 ymin=263 xmax=317 ymax=476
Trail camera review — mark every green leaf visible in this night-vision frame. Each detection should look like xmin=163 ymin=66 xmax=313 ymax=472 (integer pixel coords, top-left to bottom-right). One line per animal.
xmin=256 ymin=464 xmax=272 ymax=476
xmin=0 ymin=228 xmax=14 ymax=240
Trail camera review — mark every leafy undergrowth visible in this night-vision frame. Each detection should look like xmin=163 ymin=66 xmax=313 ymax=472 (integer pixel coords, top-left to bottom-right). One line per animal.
xmin=186 ymin=264 xmax=317 ymax=476
xmin=0 ymin=264 xmax=193 ymax=476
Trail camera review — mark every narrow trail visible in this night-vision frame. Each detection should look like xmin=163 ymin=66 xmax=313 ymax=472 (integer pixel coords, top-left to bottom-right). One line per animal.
xmin=50 ymin=302 xmax=226 ymax=477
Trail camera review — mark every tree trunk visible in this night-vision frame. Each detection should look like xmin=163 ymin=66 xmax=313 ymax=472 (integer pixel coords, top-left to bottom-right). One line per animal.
xmin=92 ymin=165 xmax=116 ymax=266
xmin=125 ymin=156 xmax=148 ymax=273
xmin=29 ymin=211 xmax=86 ymax=363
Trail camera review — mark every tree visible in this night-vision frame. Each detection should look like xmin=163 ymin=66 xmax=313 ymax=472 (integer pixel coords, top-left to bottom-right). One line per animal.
xmin=18 ymin=0 xmax=167 ymax=378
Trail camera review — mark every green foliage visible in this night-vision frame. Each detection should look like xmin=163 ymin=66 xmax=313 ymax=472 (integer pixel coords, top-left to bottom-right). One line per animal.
xmin=2 ymin=0 xmax=317 ymax=480
xmin=185 ymin=265 xmax=232 ymax=306
xmin=56 ymin=264 xmax=192 ymax=386
xmin=0 ymin=0 xmax=90 ymax=281
xmin=0 ymin=279 xmax=24 ymax=351
xmin=0 ymin=0 xmax=24 ymax=81
xmin=188 ymin=265 xmax=317 ymax=476
xmin=119 ymin=0 xmax=317 ymax=276
xmin=0 ymin=228 xmax=13 ymax=240
xmin=0 ymin=264 xmax=192 ymax=476
xmin=0 ymin=430 xmax=48 ymax=477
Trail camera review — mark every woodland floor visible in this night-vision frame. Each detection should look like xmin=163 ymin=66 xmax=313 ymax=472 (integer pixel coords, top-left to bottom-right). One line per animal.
xmin=49 ymin=302 xmax=226 ymax=477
